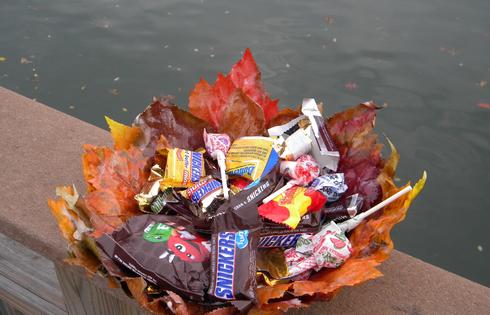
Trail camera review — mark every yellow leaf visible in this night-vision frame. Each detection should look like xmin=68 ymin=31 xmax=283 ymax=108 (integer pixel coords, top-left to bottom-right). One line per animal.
xmin=105 ymin=116 xmax=142 ymax=150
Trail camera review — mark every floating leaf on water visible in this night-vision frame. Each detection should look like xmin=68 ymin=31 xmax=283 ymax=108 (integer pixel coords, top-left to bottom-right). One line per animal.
xmin=20 ymin=57 xmax=32 ymax=64
xmin=324 ymin=16 xmax=335 ymax=25
xmin=477 ymin=80 xmax=488 ymax=87
xmin=344 ymin=81 xmax=359 ymax=90
xmin=478 ymin=103 xmax=490 ymax=109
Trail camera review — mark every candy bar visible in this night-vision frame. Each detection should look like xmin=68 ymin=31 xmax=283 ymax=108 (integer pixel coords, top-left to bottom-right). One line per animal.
xmin=161 ymin=148 xmax=205 ymax=188
xmin=181 ymin=177 xmax=223 ymax=213
xmin=322 ymin=193 xmax=363 ymax=223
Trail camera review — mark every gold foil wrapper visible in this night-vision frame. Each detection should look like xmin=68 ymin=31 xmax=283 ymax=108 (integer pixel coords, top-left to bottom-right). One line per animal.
xmin=256 ymin=272 xmax=289 ymax=287
xmin=257 ymin=248 xmax=289 ymax=279
xmin=134 ymin=164 xmax=165 ymax=212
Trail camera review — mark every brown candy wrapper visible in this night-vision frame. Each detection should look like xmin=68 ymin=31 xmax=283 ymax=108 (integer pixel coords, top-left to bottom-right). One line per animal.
xmin=322 ymin=193 xmax=364 ymax=223
xmin=207 ymin=166 xmax=283 ymax=302
xmin=96 ymin=215 xmax=211 ymax=301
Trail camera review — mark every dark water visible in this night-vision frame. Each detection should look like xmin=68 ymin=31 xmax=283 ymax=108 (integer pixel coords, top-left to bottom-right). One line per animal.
xmin=1 ymin=0 xmax=489 ymax=286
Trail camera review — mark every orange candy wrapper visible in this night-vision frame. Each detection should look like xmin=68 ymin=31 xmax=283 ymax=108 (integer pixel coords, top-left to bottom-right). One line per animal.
xmin=47 ymin=49 xmax=426 ymax=314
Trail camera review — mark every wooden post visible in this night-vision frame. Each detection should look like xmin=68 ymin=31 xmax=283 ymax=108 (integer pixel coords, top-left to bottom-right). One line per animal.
xmin=54 ymin=263 xmax=150 ymax=315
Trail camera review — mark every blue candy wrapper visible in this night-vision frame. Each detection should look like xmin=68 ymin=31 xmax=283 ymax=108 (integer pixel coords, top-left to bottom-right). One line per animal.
xmin=310 ymin=173 xmax=348 ymax=202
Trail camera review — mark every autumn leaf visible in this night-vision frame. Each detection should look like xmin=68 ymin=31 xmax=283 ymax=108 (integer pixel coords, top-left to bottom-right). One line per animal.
xmin=268 ymin=107 xmax=301 ymax=129
xmin=228 ymin=48 xmax=279 ymax=123
xmin=47 ymin=186 xmax=80 ymax=244
xmin=189 ymin=48 xmax=278 ymax=130
xmin=125 ymin=277 xmax=168 ymax=314
xmin=218 ymin=89 xmax=266 ymax=140
xmin=189 ymin=75 xmax=236 ymax=129
xmin=64 ymin=243 xmax=101 ymax=277
xmin=80 ymin=144 xmax=149 ymax=236
xmin=134 ymin=97 xmax=211 ymax=156
xmin=105 ymin=116 xmax=142 ymax=150
xmin=326 ymin=101 xmax=384 ymax=211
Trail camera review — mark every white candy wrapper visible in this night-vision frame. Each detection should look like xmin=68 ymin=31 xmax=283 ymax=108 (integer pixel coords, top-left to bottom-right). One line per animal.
xmin=302 ymin=98 xmax=340 ymax=172
xmin=284 ymin=221 xmax=352 ymax=277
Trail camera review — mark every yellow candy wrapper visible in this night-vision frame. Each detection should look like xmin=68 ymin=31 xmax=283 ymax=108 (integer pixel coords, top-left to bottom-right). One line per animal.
xmin=225 ymin=136 xmax=279 ymax=181
xmin=161 ymin=148 xmax=205 ymax=188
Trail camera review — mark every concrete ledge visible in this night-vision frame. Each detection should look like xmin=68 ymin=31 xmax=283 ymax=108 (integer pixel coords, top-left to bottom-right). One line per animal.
xmin=1 ymin=86 xmax=489 ymax=313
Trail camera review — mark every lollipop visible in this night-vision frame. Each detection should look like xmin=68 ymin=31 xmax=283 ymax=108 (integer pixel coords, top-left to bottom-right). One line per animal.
xmin=203 ymin=130 xmax=231 ymax=199
xmin=262 ymin=154 xmax=320 ymax=204
xmin=283 ymin=186 xmax=413 ymax=277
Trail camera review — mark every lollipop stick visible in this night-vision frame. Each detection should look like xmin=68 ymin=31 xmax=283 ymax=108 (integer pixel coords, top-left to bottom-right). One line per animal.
xmin=216 ymin=153 xmax=229 ymax=199
xmin=262 ymin=181 xmax=294 ymax=204
xmin=338 ymin=185 xmax=412 ymax=233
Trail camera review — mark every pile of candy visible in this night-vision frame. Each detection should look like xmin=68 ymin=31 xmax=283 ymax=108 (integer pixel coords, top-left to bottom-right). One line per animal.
xmin=48 ymin=49 xmax=425 ymax=314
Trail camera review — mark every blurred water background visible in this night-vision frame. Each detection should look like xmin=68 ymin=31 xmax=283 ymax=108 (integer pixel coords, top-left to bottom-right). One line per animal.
xmin=1 ymin=0 xmax=489 ymax=286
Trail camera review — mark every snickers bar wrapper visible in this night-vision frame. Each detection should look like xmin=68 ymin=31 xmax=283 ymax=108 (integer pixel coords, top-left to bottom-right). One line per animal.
xmin=208 ymin=166 xmax=283 ymax=302
xmin=259 ymin=212 xmax=321 ymax=248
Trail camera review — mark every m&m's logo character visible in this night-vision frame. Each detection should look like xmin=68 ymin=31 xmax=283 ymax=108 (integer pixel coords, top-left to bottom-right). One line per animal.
xmin=143 ymin=222 xmax=210 ymax=263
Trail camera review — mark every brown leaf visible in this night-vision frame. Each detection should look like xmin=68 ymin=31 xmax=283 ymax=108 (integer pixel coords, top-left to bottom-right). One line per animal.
xmin=134 ymin=97 xmax=211 ymax=156
xmin=64 ymin=244 xmax=101 ymax=277
xmin=267 ymin=107 xmax=301 ymax=129
xmin=218 ymin=89 xmax=266 ymax=140
xmin=256 ymin=283 xmax=292 ymax=306
xmin=163 ymin=291 xmax=196 ymax=315
xmin=204 ymin=306 xmax=236 ymax=315
xmin=260 ymin=298 xmax=306 ymax=312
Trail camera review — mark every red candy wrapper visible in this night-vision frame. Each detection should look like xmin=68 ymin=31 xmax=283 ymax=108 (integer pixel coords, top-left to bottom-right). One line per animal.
xmin=258 ymin=185 xmax=326 ymax=229
xmin=229 ymin=177 xmax=253 ymax=194
xmin=203 ymin=130 xmax=231 ymax=199
xmin=280 ymin=154 xmax=320 ymax=185
xmin=284 ymin=221 xmax=352 ymax=277
xmin=262 ymin=154 xmax=320 ymax=204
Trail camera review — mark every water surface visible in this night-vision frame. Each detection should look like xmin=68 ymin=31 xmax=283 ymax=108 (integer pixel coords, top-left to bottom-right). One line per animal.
xmin=1 ymin=0 xmax=489 ymax=286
